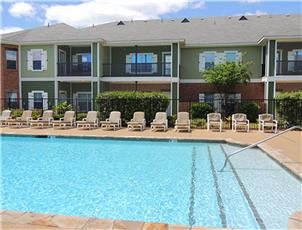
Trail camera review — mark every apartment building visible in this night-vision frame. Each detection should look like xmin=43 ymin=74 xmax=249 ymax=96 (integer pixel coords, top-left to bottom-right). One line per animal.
xmin=1 ymin=14 xmax=301 ymax=114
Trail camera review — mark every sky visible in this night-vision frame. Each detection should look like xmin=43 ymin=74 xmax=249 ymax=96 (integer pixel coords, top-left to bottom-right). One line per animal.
xmin=0 ymin=0 xmax=301 ymax=34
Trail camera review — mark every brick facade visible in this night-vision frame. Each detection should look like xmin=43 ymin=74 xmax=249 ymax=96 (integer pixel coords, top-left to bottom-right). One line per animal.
xmin=276 ymin=83 xmax=302 ymax=93
xmin=1 ymin=44 xmax=19 ymax=110
xmin=179 ymin=82 xmax=264 ymax=101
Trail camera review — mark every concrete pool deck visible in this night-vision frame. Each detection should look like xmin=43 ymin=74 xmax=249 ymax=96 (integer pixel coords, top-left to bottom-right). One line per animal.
xmin=1 ymin=127 xmax=301 ymax=229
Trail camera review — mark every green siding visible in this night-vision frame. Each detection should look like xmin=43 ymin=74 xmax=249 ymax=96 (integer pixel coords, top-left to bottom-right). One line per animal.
xmin=100 ymin=81 xmax=109 ymax=92
xmin=269 ymin=40 xmax=276 ymax=76
xmin=110 ymin=46 xmax=170 ymax=76
xmin=99 ymin=45 xmax=110 ymax=77
xmin=21 ymin=81 xmax=55 ymax=108
xmin=21 ymin=45 xmax=54 ymax=78
xmin=172 ymin=43 xmax=178 ymax=78
xmin=171 ymin=82 xmax=178 ymax=115
xmin=180 ymin=46 xmax=262 ymax=79
xmin=93 ymin=43 xmax=98 ymax=77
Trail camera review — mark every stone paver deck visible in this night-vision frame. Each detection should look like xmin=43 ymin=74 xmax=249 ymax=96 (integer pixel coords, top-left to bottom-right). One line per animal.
xmin=1 ymin=127 xmax=301 ymax=229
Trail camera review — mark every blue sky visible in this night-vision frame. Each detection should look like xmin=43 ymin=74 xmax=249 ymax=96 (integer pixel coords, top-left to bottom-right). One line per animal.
xmin=0 ymin=1 xmax=301 ymax=34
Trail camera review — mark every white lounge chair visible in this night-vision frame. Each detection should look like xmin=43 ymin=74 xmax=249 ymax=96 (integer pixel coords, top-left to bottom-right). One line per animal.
xmin=77 ymin=111 xmax=99 ymax=129
xmin=52 ymin=111 xmax=75 ymax=129
xmin=30 ymin=110 xmax=53 ymax=128
xmin=127 ymin=112 xmax=146 ymax=131
xmin=259 ymin=113 xmax=278 ymax=133
xmin=207 ymin=113 xmax=223 ymax=132
xmin=151 ymin=112 xmax=168 ymax=132
xmin=0 ymin=110 xmax=11 ymax=126
xmin=175 ymin=112 xmax=191 ymax=132
xmin=7 ymin=110 xmax=32 ymax=128
xmin=100 ymin=111 xmax=121 ymax=131
xmin=232 ymin=113 xmax=249 ymax=132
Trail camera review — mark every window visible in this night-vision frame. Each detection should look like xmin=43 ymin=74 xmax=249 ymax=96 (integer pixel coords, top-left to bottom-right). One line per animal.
xmin=32 ymin=50 xmax=42 ymax=70
xmin=288 ymin=49 xmax=302 ymax=72
xmin=6 ymin=91 xmax=18 ymax=108
xmin=6 ymin=49 xmax=17 ymax=69
xmin=204 ymin=53 xmax=215 ymax=70
xmin=27 ymin=49 xmax=47 ymax=71
xmin=225 ymin=51 xmax=237 ymax=63
xmin=126 ymin=53 xmax=157 ymax=74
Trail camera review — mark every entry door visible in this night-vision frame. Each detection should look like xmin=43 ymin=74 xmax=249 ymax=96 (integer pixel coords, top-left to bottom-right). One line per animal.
xmin=75 ymin=92 xmax=91 ymax=112
xmin=162 ymin=53 xmax=171 ymax=76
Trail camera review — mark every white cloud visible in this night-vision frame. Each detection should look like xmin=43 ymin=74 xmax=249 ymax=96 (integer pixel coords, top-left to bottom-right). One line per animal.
xmin=190 ymin=1 xmax=205 ymax=9
xmin=44 ymin=0 xmax=203 ymax=27
xmin=244 ymin=10 xmax=268 ymax=16
xmin=9 ymin=2 xmax=36 ymax=18
xmin=0 ymin=26 xmax=23 ymax=34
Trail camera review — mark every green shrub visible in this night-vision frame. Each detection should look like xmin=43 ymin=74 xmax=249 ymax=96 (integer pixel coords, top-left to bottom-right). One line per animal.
xmin=276 ymin=91 xmax=302 ymax=126
xmin=32 ymin=109 xmax=42 ymax=119
xmin=96 ymin=91 xmax=169 ymax=125
xmin=192 ymin=118 xmax=207 ymax=128
xmin=190 ymin=102 xmax=213 ymax=119
xmin=11 ymin=109 xmax=23 ymax=119
xmin=238 ymin=101 xmax=260 ymax=122
xmin=52 ymin=102 xmax=73 ymax=115
xmin=76 ymin=112 xmax=87 ymax=121
xmin=168 ymin=115 xmax=177 ymax=127
xmin=53 ymin=114 xmax=64 ymax=120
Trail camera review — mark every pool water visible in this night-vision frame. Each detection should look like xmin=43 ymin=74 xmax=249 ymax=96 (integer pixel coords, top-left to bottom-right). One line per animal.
xmin=1 ymin=135 xmax=301 ymax=229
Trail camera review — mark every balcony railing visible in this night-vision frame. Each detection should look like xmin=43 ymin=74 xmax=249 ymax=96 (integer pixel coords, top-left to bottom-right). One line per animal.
xmin=57 ymin=62 xmax=91 ymax=76
xmin=276 ymin=60 xmax=302 ymax=75
xmin=102 ymin=63 xmax=171 ymax=77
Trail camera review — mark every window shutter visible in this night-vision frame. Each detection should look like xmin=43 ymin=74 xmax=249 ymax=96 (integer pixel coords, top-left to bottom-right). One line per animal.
xmin=152 ymin=54 xmax=158 ymax=73
xmin=28 ymin=92 xmax=34 ymax=109
xmin=125 ymin=54 xmax=132 ymax=73
xmin=199 ymin=93 xmax=205 ymax=102
xmin=42 ymin=92 xmax=48 ymax=110
xmin=42 ymin=50 xmax=48 ymax=70
xmin=236 ymin=52 xmax=242 ymax=63
xmin=199 ymin=53 xmax=205 ymax=72
xmin=27 ymin=50 xmax=33 ymax=71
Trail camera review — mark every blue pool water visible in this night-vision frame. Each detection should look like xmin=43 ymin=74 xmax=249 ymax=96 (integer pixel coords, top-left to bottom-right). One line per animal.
xmin=1 ymin=135 xmax=301 ymax=229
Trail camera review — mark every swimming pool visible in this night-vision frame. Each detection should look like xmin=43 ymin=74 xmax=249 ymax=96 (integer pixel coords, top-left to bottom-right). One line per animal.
xmin=1 ymin=135 xmax=301 ymax=229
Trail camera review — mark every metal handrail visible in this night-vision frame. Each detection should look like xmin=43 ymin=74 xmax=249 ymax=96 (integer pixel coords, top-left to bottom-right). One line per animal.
xmin=219 ymin=126 xmax=302 ymax=172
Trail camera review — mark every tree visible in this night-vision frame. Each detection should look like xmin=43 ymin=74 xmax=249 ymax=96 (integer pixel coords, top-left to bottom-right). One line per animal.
xmin=203 ymin=62 xmax=251 ymax=95
xmin=203 ymin=61 xmax=252 ymax=116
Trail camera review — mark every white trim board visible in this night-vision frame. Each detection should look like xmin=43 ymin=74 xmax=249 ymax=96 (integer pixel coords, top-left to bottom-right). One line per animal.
xmin=100 ymin=77 xmax=172 ymax=82
xmin=180 ymin=79 xmax=262 ymax=83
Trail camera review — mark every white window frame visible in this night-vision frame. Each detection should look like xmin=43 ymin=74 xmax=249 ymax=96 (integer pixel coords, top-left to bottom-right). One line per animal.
xmin=199 ymin=51 xmax=216 ymax=72
xmin=31 ymin=49 xmax=44 ymax=72
xmin=126 ymin=53 xmax=157 ymax=74
xmin=162 ymin=51 xmax=172 ymax=76
xmin=28 ymin=90 xmax=48 ymax=110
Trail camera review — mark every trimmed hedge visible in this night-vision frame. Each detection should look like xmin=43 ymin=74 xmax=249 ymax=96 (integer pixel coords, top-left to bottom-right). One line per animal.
xmin=190 ymin=102 xmax=213 ymax=119
xmin=238 ymin=101 xmax=260 ymax=122
xmin=276 ymin=91 xmax=302 ymax=126
xmin=95 ymin=91 xmax=169 ymax=125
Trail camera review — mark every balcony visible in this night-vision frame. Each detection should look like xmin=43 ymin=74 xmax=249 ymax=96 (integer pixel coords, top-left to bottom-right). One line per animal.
xmin=57 ymin=62 xmax=91 ymax=76
xmin=102 ymin=63 xmax=171 ymax=77
xmin=276 ymin=60 xmax=302 ymax=75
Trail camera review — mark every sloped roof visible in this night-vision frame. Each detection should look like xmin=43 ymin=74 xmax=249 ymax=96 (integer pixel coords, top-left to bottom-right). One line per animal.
xmin=1 ymin=14 xmax=301 ymax=45
xmin=0 ymin=23 xmax=100 ymax=44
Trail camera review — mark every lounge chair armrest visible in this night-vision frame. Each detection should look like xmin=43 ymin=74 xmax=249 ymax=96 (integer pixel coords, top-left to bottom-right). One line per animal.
xmin=273 ymin=120 xmax=278 ymax=124
xmin=95 ymin=118 xmax=99 ymax=124
xmin=82 ymin=118 xmax=87 ymax=121
xmin=106 ymin=118 xmax=110 ymax=122
xmin=48 ymin=117 xmax=54 ymax=122
xmin=37 ymin=117 xmax=43 ymax=121
xmin=59 ymin=117 xmax=64 ymax=121
xmin=27 ymin=117 xmax=32 ymax=122
xmin=16 ymin=117 xmax=22 ymax=121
